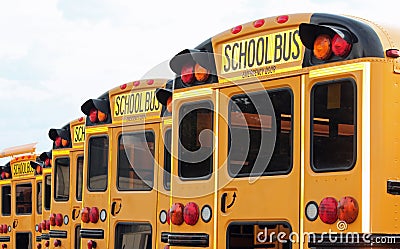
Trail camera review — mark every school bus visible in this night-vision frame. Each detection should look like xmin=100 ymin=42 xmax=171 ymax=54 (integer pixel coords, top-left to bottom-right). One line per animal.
xmin=31 ymin=150 xmax=52 ymax=249
xmin=0 ymin=143 xmax=38 ymax=249
xmin=160 ymin=13 xmax=400 ymax=249
xmin=47 ymin=117 xmax=85 ymax=248
xmin=79 ymin=79 xmax=171 ymax=249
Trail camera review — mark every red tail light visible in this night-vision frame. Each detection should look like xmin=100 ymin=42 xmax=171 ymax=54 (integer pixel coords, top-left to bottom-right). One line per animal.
xmin=89 ymin=108 xmax=98 ymax=123
xmin=88 ymin=240 xmax=97 ymax=249
xmin=54 ymin=239 xmax=61 ymax=247
xmin=337 ymin=196 xmax=359 ymax=224
xmin=41 ymin=220 xmax=46 ymax=231
xmin=170 ymin=203 xmax=184 ymax=225
xmin=44 ymin=158 xmax=51 ymax=167
xmin=38 ymin=223 xmax=42 ymax=233
xmin=183 ymin=202 xmax=199 ymax=225
xmin=89 ymin=207 xmax=99 ymax=223
xmin=332 ymin=34 xmax=351 ymax=57
xmin=2 ymin=225 xmax=6 ymax=234
xmin=36 ymin=243 xmax=42 ymax=249
xmin=54 ymin=137 xmax=62 ymax=147
xmin=44 ymin=241 xmax=49 ymax=247
xmin=181 ymin=64 xmax=194 ymax=85
xmin=81 ymin=207 xmax=90 ymax=223
xmin=45 ymin=220 xmax=50 ymax=230
xmin=0 ymin=225 xmax=3 ymax=234
xmin=55 ymin=213 xmax=63 ymax=226
xmin=50 ymin=214 xmax=56 ymax=226
xmin=319 ymin=197 xmax=338 ymax=224
xmin=167 ymin=209 xmax=171 ymax=225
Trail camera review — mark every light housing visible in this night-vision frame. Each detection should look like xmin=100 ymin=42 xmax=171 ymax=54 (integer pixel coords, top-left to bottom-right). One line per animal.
xmin=337 ymin=196 xmax=359 ymax=224
xmin=100 ymin=209 xmax=107 ymax=222
xmin=81 ymin=97 xmax=111 ymax=125
xmin=89 ymin=207 xmax=100 ymax=223
xmin=183 ymin=202 xmax=199 ymax=225
xmin=81 ymin=207 xmax=90 ymax=223
xmin=170 ymin=203 xmax=184 ymax=225
xmin=159 ymin=210 xmax=168 ymax=224
xmin=305 ymin=201 xmax=319 ymax=221
xmin=55 ymin=213 xmax=63 ymax=226
xmin=49 ymin=214 xmax=56 ymax=226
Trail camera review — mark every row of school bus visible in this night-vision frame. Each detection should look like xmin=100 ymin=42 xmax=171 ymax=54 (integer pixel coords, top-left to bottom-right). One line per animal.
xmin=1 ymin=12 xmax=400 ymax=249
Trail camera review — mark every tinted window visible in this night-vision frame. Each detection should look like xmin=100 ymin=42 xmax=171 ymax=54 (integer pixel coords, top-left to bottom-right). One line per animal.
xmin=179 ymin=101 xmax=214 ymax=179
xmin=114 ymin=223 xmax=151 ymax=249
xmin=76 ymin=156 xmax=84 ymax=201
xmin=37 ymin=182 xmax=42 ymax=214
xmin=44 ymin=175 xmax=51 ymax=210
xmin=229 ymin=89 xmax=293 ymax=177
xmin=54 ymin=157 xmax=70 ymax=201
xmin=117 ymin=131 xmax=155 ymax=191
xmin=311 ymin=79 xmax=356 ymax=171
xmin=2 ymin=185 xmax=11 ymax=216
xmin=88 ymin=136 xmax=109 ymax=191
xmin=164 ymin=129 xmax=172 ymax=190
xmin=16 ymin=183 xmax=32 ymax=215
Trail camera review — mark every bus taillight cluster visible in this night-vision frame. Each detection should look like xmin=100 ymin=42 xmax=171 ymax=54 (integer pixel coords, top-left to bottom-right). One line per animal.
xmin=81 ymin=207 xmax=100 ymax=224
xmin=168 ymin=202 xmax=203 ymax=226
xmin=305 ymin=196 xmax=359 ymax=224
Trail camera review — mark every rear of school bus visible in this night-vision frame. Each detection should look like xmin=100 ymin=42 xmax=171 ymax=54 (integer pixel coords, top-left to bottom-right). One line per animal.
xmin=47 ymin=118 xmax=85 ymax=249
xmin=37 ymin=151 xmax=52 ymax=249
xmin=0 ymin=162 xmax=13 ymax=249
xmin=80 ymin=79 xmax=169 ymax=249
xmin=164 ymin=13 xmax=400 ymax=249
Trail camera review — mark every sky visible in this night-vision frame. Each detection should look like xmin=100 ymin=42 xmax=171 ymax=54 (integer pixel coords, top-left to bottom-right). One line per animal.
xmin=0 ymin=0 xmax=399 ymax=164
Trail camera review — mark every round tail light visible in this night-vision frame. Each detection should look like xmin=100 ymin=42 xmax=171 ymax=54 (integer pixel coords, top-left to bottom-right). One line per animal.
xmin=88 ymin=240 xmax=97 ymax=249
xmin=49 ymin=214 xmax=56 ymax=226
xmin=337 ymin=196 xmax=359 ymax=224
xmin=55 ymin=213 xmax=63 ymax=226
xmin=81 ymin=207 xmax=90 ymax=223
xmin=2 ymin=225 xmax=7 ymax=234
xmin=41 ymin=220 xmax=46 ymax=231
xmin=319 ymin=197 xmax=338 ymax=224
xmin=89 ymin=207 xmax=99 ymax=223
xmin=38 ymin=223 xmax=42 ymax=233
xmin=313 ymin=34 xmax=332 ymax=60
xmin=44 ymin=241 xmax=49 ymax=247
xmin=183 ymin=202 xmax=199 ymax=225
xmin=89 ymin=108 xmax=98 ymax=123
xmin=332 ymin=34 xmax=351 ymax=57
xmin=181 ymin=64 xmax=194 ymax=85
xmin=45 ymin=220 xmax=50 ymax=230
xmin=170 ymin=203 xmax=184 ymax=225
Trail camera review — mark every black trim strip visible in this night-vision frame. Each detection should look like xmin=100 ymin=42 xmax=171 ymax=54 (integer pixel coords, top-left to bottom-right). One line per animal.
xmin=308 ymin=233 xmax=400 ymax=247
xmin=41 ymin=233 xmax=50 ymax=240
xmin=0 ymin=236 xmax=10 ymax=242
xmin=36 ymin=235 xmax=42 ymax=242
xmin=49 ymin=230 xmax=68 ymax=238
xmin=80 ymin=229 xmax=104 ymax=239
xmin=162 ymin=232 xmax=209 ymax=247
xmin=387 ymin=180 xmax=400 ymax=195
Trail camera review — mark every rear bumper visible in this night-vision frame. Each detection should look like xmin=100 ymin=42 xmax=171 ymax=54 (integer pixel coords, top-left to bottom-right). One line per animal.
xmin=161 ymin=232 xmax=209 ymax=247
xmin=308 ymin=233 xmax=400 ymax=248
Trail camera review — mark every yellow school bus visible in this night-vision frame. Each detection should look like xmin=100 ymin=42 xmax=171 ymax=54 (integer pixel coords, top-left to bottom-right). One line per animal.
xmin=47 ymin=117 xmax=85 ymax=248
xmin=79 ymin=79 xmax=171 ymax=249
xmin=160 ymin=13 xmax=400 ymax=249
xmin=0 ymin=143 xmax=38 ymax=249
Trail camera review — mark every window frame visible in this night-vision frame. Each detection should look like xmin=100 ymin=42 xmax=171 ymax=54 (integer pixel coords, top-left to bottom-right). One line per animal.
xmin=87 ymin=135 xmax=109 ymax=192
xmin=15 ymin=182 xmax=32 ymax=215
xmin=36 ymin=181 xmax=42 ymax=215
xmin=54 ymin=157 xmax=70 ymax=202
xmin=163 ymin=129 xmax=172 ymax=190
xmin=1 ymin=185 xmax=11 ymax=216
xmin=76 ymin=156 xmax=84 ymax=201
xmin=310 ymin=78 xmax=357 ymax=172
xmin=227 ymin=87 xmax=294 ymax=178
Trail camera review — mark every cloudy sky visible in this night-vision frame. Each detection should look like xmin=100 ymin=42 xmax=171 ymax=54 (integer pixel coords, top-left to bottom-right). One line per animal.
xmin=0 ymin=0 xmax=398 ymax=164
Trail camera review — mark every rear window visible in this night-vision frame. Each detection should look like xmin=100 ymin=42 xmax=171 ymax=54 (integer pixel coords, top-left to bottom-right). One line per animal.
xmin=37 ymin=182 xmax=42 ymax=214
xmin=44 ymin=175 xmax=51 ymax=210
xmin=2 ymin=185 xmax=11 ymax=216
xmin=178 ymin=101 xmax=214 ymax=180
xmin=114 ymin=223 xmax=151 ymax=249
xmin=88 ymin=136 xmax=109 ymax=191
xmin=54 ymin=157 xmax=70 ymax=201
xmin=16 ymin=183 xmax=32 ymax=215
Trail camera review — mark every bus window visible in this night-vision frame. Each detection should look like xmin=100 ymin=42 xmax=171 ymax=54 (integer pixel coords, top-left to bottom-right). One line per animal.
xmin=2 ymin=185 xmax=11 ymax=216
xmin=44 ymin=175 xmax=51 ymax=210
xmin=37 ymin=182 xmax=42 ymax=214
xmin=178 ymin=101 xmax=214 ymax=179
xmin=117 ymin=131 xmax=155 ymax=191
xmin=54 ymin=157 xmax=70 ymax=201
xmin=76 ymin=156 xmax=84 ymax=201
xmin=228 ymin=89 xmax=293 ymax=177
xmin=16 ymin=183 xmax=32 ymax=215
xmin=88 ymin=136 xmax=109 ymax=191
xmin=164 ymin=129 xmax=172 ymax=190
xmin=114 ymin=223 xmax=151 ymax=249
xmin=311 ymin=79 xmax=356 ymax=171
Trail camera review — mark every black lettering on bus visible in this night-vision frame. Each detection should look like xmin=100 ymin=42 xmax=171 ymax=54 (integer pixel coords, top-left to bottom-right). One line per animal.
xmin=292 ymin=30 xmax=301 ymax=59
xmin=232 ymin=43 xmax=239 ymax=71
xmin=115 ymin=96 xmax=121 ymax=116
xmin=239 ymin=41 xmax=247 ymax=69
xmin=274 ymin=34 xmax=283 ymax=62
xmin=283 ymin=32 xmax=292 ymax=61
xmin=224 ymin=45 xmax=232 ymax=72
xmin=145 ymin=92 xmax=151 ymax=112
xmin=247 ymin=39 xmax=256 ymax=68
xmin=129 ymin=94 xmax=134 ymax=114
xmin=264 ymin=36 xmax=272 ymax=65
xmin=256 ymin=37 xmax=265 ymax=66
